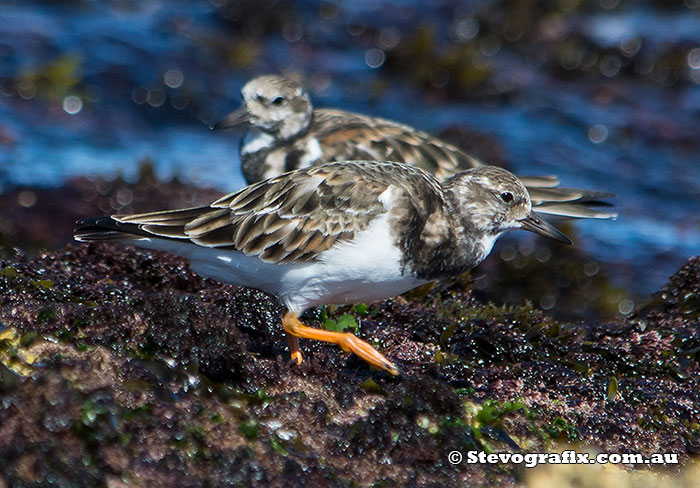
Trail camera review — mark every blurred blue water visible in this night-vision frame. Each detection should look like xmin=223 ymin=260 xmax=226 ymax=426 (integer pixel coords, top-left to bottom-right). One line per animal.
xmin=1 ymin=0 xmax=699 ymax=298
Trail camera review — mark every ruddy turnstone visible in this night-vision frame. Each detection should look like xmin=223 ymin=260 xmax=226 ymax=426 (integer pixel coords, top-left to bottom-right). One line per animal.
xmin=214 ymin=75 xmax=616 ymax=220
xmin=75 ymin=161 xmax=571 ymax=375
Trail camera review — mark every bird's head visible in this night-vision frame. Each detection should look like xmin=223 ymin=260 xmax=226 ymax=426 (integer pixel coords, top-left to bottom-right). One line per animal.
xmin=213 ymin=75 xmax=313 ymax=140
xmin=444 ymin=166 xmax=571 ymax=244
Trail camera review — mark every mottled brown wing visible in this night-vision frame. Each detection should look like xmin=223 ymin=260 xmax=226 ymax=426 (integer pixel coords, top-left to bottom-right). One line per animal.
xmin=115 ymin=162 xmax=420 ymax=264
xmin=311 ymin=109 xmax=482 ymax=179
xmin=308 ymin=110 xmax=617 ymax=220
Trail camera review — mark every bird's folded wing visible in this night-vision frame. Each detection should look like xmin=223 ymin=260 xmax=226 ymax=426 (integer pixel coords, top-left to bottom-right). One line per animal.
xmin=84 ymin=163 xmax=403 ymax=264
xmin=312 ymin=109 xmax=483 ymax=179
xmin=311 ymin=111 xmax=616 ymax=219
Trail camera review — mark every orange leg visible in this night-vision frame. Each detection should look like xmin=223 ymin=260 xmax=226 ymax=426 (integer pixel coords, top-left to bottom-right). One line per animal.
xmin=282 ymin=311 xmax=400 ymax=376
xmin=287 ymin=335 xmax=302 ymax=365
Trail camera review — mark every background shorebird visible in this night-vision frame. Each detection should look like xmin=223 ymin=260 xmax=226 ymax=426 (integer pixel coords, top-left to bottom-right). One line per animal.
xmin=214 ymin=75 xmax=616 ymax=221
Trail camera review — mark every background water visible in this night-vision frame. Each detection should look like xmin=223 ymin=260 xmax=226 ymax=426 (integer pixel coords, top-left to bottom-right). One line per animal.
xmin=0 ymin=0 xmax=699 ymax=301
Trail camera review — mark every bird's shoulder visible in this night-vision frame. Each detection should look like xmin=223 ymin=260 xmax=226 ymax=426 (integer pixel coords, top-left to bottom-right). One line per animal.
xmin=302 ymin=109 xmax=482 ymax=178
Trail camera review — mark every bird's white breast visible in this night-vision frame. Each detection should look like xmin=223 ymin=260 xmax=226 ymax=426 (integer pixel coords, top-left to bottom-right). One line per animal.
xmin=477 ymin=233 xmax=499 ymax=263
xmin=241 ymin=129 xmax=276 ymax=155
xmin=288 ymin=211 xmax=427 ymax=311
xmin=276 ymin=187 xmax=428 ymax=311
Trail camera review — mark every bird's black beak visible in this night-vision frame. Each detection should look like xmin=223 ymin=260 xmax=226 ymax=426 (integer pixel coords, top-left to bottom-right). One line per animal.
xmin=211 ymin=106 xmax=250 ymax=130
xmin=520 ymin=211 xmax=572 ymax=244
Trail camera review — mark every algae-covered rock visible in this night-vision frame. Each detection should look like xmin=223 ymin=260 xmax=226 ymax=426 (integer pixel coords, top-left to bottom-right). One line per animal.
xmin=0 ymin=241 xmax=698 ymax=485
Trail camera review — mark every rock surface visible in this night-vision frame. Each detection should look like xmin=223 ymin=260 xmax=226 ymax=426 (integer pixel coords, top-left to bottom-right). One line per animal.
xmin=0 ymin=238 xmax=698 ymax=486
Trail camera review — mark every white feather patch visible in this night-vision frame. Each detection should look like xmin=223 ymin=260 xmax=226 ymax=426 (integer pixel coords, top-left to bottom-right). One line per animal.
xmin=297 ymin=138 xmax=323 ymax=168
xmin=241 ymin=130 xmax=275 ymax=155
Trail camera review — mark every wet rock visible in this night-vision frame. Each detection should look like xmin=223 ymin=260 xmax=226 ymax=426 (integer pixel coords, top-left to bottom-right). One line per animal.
xmin=0 ymin=244 xmax=698 ymax=485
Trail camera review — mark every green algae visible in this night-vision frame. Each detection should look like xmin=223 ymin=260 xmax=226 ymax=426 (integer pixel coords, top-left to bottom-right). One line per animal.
xmin=238 ymin=420 xmax=259 ymax=440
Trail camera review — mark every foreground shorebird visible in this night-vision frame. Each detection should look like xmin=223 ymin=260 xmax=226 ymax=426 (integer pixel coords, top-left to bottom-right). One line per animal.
xmin=214 ymin=75 xmax=616 ymax=220
xmin=75 ymin=161 xmax=571 ymax=375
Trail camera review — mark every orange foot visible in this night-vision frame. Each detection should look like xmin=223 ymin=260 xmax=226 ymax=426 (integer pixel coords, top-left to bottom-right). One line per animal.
xmin=287 ymin=335 xmax=302 ymax=365
xmin=282 ymin=311 xmax=400 ymax=376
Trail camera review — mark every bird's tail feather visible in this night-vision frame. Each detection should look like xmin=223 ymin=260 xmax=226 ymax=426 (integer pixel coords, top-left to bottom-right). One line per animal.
xmin=534 ymin=203 xmax=617 ymax=220
xmin=73 ymin=216 xmax=146 ymax=242
xmin=74 ymin=207 xmax=212 ymax=243
xmin=524 ymin=183 xmax=617 ymax=220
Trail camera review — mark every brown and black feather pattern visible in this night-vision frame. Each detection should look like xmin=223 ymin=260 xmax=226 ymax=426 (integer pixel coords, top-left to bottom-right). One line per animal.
xmin=75 ymin=161 xmax=441 ymax=265
xmin=250 ymin=108 xmax=615 ymax=219
xmin=266 ymin=109 xmax=480 ymax=181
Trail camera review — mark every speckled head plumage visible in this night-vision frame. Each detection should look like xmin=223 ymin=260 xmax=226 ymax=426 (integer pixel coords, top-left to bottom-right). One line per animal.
xmin=446 ymin=166 xmax=531 ymax=234
xmin=445 ymin=166 xmax=571 ymax=244
xmin=215 ymin=75 xmax=313 ymax=140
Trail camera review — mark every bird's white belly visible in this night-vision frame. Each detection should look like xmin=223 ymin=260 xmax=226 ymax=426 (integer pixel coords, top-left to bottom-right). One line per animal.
xmin=293 ymin=212 xmax=426 ymax=310
xmin=126 ymin=213 xmax=427 ymax=313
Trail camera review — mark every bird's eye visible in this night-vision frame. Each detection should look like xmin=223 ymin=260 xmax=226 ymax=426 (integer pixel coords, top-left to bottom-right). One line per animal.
xmin=500 ymin=192 xmax=514 ymax=203
xmin=271 ymin=96 xmax=285 ymax=106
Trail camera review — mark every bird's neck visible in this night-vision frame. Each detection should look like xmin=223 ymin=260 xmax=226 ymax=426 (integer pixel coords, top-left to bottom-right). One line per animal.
xmin=405 ymin=189 xmax=497 ymax=280
xmin=278 ymin=109 xmax=314 ymax=140
xmin=389 ymin=185 xmax=487 ymax=281
xmin=241 ymin=108 xmax=313 ymax=155
xmin=408 ymin=229 xmax=490 ymax=281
